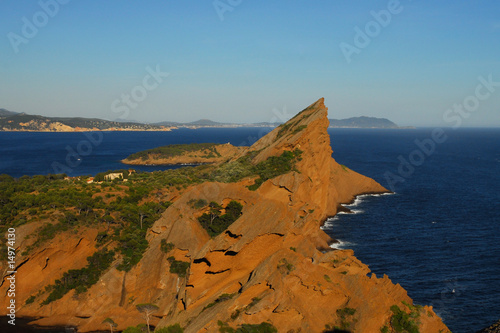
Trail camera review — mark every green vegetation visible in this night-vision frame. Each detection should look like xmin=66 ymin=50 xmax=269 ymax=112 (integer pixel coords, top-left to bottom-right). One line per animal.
xmin=0 ymin=142 xmax=304 ymax=299
xmin=42 ymin=248 xmax=115 ymax=305
xmin=102 ymin=318 xmax=118 ymax=333
xmin=168 ymin=256 xmax=190 ymax=277
xmin=188 ymin=198 xmax=207 ymax=209
xmin=336 ymin=307 xmax=357 ymax=331
xmin=236 ymin=323 xmax=278 ymax=333
xmin=123 ymin=326 xmax=143 ymax=333
xmin=25 ymin=295 xmax=35 ymax=305
xmin=155 ymin=324 xmax=184 ymax=333
xmin=276 ymin=123 xmax=294 ymax=139
xmin=292 ymin=124 xmax=307 ymax=135
xmin=277 ymin=258 xmax=295 ymax=274
xmin=389 ymin=304 xmax=420 ymax=333
xmin=125 ymin=143 xmax=221 ymax=161
xmin=231 ymin=297 xmax=262 ymax=320
xmin=160 ymin=239 xmax=175 ymax=254
xmin=248 ymin=149 xmax=302 ymax=190
xmin=275 ymin=107 xmax=311 ymax=139
xmin=198 ymin=200 xmax=243 ymax=237
xmin=116 ymin=199 xmax=171 ymax=271
xmin=218 ymin=321 xmax=277 ymax=333
xmin=136 ymin=303 xmax=159 ymax=333
xmin=0 ymin=171 xmax=170 ymax=270
xmin=248 ymin=297 xmax=261 ymax=308
xmin=380 ymin=326 xmax=389 ymax=333
xmin=0 ymin=113 xmax=164 ymax=131
xmin=203 ymin=293 xmax=236 ymax=311
xmin=324 ymin=275 xmax=332 ymax=282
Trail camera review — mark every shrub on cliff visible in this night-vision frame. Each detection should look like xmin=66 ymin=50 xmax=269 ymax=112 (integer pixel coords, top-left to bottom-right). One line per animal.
xmin=236 ymin=323 xmax=278 ymax=333
xmin=217 ymin=321 xmax=278 ymax=333
xmin=198 ymin=200 xmax=243 ymax=237
xmin=42 ymin=249 xmax=115 ymax=305
xmin=390 ymin=304 xmax=420 ymax=333
xmin=168 ymin=256 xmax=190 ymax=277
xmin=160 ymin=239 xmax=174 ymax=253
xmin=123 ymin=326 xmax=142 ymax=333
xmin=248 ymin=149 xmax=302 ymax=190
xmin=155 ymin=324 xmax=184 ymax=333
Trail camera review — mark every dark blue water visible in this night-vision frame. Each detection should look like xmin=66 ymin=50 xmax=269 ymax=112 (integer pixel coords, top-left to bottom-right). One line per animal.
xmin=0 ymin=128 xmax=498 ymax=333
xmin=324 ymin=128 xmax=500 ymax=333
xmin=0 ymin=128 xmax=271 ymax=178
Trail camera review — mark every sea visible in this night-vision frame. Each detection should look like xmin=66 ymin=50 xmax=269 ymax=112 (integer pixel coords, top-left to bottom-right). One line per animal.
xmin=0 ymin=127 xmax=499 ymax=333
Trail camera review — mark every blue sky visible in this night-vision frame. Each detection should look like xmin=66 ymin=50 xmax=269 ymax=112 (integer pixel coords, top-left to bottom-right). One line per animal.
xmin=0 ymin=0 xmax=499 ymax=126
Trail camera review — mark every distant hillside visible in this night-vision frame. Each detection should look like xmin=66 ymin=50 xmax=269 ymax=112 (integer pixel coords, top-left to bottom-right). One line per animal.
xmin=0 ymin=108 xmax=18 ymax=117
xmin=329 ymin=116 xmax=399 ymax=128
xmin=0 ymin=113 xmax=173 ymax=132
xmin=0 ymin=108 xmax=404 ymax=131
xmin=154 ymin=119 xmax=232 ymax=127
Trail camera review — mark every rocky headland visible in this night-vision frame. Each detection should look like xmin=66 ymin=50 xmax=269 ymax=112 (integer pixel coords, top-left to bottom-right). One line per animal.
xmin=122 ymin=143 xmax=245 ymax=166
xmin=0 ymin=98 xmax=450 ymax=332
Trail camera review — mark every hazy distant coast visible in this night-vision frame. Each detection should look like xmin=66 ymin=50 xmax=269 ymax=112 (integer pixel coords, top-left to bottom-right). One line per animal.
xmin=0 ymin=108 xmax=408 ymax=131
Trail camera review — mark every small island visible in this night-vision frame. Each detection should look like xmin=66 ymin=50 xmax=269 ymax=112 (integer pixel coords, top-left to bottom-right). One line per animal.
xmin=122 ymin=143 xmax=245 ymax=166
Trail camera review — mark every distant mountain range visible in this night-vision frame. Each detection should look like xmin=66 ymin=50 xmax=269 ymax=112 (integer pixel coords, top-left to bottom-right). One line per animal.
xmin=0 ymin=108 xmax=18 ymax=117
xmin=0 ymin=110 xmax=171 ymax=132
xmin=329 ymin=116 xmax=399 ymax=128
xmin=0 ymin=108 xmax=405 ymax=131
xmin=155 ymin=117 xmax=403 ymax=129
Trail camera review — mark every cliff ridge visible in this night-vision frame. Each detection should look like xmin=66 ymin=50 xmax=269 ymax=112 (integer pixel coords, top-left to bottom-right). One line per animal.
xmin=0 ymin=99 xmax=449 ymax=333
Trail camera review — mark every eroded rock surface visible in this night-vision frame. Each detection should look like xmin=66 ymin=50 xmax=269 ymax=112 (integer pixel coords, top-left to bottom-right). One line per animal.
xmin=0 ymin=99 xmax=450 ymax=332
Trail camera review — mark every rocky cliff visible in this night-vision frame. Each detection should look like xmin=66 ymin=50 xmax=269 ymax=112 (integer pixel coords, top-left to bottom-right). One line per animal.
xmin=477 ymin=320 xmax=500 ymax=333
xmin=0 ymin=99 xmax=450 ymax=332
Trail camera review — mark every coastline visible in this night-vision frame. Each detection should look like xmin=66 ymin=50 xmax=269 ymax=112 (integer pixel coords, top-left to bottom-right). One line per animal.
xmin=322 ymin=191 xmax=395 ymax=250
xmin=0 ymin=128 xmax=175 ymax=132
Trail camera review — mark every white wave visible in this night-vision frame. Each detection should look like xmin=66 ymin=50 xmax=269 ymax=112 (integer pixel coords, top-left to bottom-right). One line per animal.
xmin=345 ymin=196 xmax=364 ymax=207
xmin=330 ymin=239 xmax=355 ymax=250
xmin=321 ymin=217 xmax=339 ymax=230
xmin=350 ymin=209 xmax=364 ymax=214
xmin=344 ymin=192 xmax=395 ymax=208
xmin=370 ymin=192 xmax=396 ymax=197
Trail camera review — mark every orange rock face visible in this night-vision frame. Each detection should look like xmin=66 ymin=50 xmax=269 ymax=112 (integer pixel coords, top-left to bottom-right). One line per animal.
xmin=0 ymin=98 xmax=450 ymax=332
